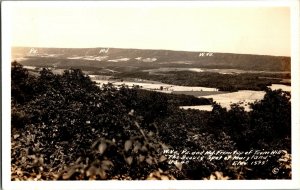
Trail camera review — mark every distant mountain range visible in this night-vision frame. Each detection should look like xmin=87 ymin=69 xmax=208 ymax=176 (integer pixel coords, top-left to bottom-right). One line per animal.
xmin=12 ymin=47 xmax=291 ymax=72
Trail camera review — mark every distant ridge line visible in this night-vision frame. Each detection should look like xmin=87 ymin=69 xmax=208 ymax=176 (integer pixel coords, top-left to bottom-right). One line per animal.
xmin=11 ymin=46 xmax=290 ymax=57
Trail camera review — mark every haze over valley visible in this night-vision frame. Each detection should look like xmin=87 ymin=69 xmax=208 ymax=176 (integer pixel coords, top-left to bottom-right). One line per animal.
xmin=12 ymin=46 xmax=291 ymax=111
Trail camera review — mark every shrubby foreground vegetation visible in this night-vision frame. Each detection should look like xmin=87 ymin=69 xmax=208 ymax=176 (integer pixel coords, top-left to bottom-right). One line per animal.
xmin=11 ymin=61 xmax=291 ymax=180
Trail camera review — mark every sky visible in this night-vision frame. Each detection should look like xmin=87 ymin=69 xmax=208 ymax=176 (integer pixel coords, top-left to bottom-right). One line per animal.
xmin=9 ymin=2 xmax=291 ymax=56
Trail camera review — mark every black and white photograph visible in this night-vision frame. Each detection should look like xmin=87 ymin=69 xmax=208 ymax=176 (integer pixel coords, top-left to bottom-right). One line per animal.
xmin=1 ymin=0 xmax=300 ymax=189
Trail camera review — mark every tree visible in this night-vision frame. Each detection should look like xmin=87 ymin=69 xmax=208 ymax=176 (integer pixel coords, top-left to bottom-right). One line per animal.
xmin=11 ymin=61 xmax=36 ymax=103
xmin=249 ymin=88 xmax=291 ymax=150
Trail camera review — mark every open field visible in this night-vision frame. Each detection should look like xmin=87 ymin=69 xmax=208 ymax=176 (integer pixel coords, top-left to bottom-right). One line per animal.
xmin=90 ymin=77 xmax=291 ymax=112
xmin=92 ymin=79 xmax=218 ymax=92
xmin=269 ymin=84 xmax=291 ymax=91
xmin=182 ymin=84 xmax=291 ymax=111
xmin=180 ymin=105 xmax=213 ymax=111
xmin=143 ymin=67 xmax=290 ymax=75
xmin=171 ymin=91 xmax=228 ymax=97
xmin=200 ymin=90 xmax=266 ymax=111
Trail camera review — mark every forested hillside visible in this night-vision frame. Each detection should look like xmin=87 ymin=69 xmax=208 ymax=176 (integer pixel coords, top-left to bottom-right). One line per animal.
xmin=13 ymin=47 xmax=290 ymax=71
xmin=11 ymin=61 xmax=291 ymax=180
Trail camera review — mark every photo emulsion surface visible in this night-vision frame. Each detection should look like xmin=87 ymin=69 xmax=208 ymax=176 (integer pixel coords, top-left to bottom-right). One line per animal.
xmin=9 ymin=2 xmax=292 ymax=181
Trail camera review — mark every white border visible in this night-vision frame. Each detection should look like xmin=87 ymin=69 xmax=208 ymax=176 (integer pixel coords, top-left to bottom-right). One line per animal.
xmin=2 ymin=1 xmax=300 ymax=190
xmin=290 ymin=0 xmax=300 ymax=188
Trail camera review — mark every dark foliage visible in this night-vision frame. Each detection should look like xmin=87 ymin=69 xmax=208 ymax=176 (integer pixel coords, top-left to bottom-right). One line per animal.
xmin=11 ymin=62 xmax=291 ymax=180
xmin=249 ymin=89 xmax=291 ymax=151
